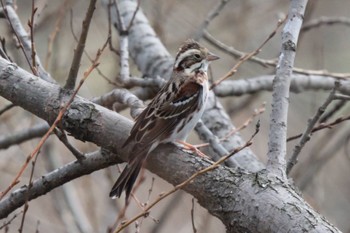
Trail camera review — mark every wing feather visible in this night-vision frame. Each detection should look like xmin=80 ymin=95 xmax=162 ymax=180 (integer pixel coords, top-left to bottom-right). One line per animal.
xmin=123 ymin=80 xmax=202 ymax=150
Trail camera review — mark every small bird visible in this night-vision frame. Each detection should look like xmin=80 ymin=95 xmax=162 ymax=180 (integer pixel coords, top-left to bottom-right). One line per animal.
xmin=109 ymin=39 xmax=219 ymax=200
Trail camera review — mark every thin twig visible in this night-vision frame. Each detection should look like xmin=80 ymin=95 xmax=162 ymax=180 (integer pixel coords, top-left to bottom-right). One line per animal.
xmin=301 ymin=16 xmax=350 ymax=32
xmin=0 ymin=2 xmax=54 ymax=82
xmin=0 ymin=103 xmax=15 ymax=116
xmin=28 ymin=0 xmax=38 ymax=75
xmin=54 ymin=128 xmax=85 ymax=160
xmin=191 ymin=198 xmax=197 ymax=233
xmin=109 ymin=168 xmax=147 ymax=230
xmin=125 ymin=0 xmax=141 ymax=31
xmin=0 ymin=36 xmax=109 ymax=200
xmin=65 ymin=0 xmax=97 ymax=90
xmin=210 ymin=16 xmax=286 ymax=89
xmin=221 ymin=103 xmax=265 ymax=141
xmin=333 ymin=93 xmax=350 ymax=101
xmin=319 ymin=99 xmax=347 ymax=123
xmin=0 ymin=37 xmax=11 ymax=61
xmin=196 ymin=103 xmax=265 ymax=148
xmin=194 ymin=120 xmax=236 ymax=167
xmin=204 ymin=30 xmax=276 ymax=68
xmin=113 ymin=125 xmax=259 ymax=233
xmin=0 ymin=210 xmax=22 ymax=230
xmin=287 ymin=113 xmax=350 ymax=142
xmin=297 ymin=130 xmax=348 ymax=190
xmin=194 ymin=0 xmax=232 ymax=40
xmin=43 ymin=144 xmax=93 ymax=233
xmin=69 ymin=8 xmax=113 ymax=86
xmin=150 ymin=193 xmax=183 ymax=233
xmin=0 ymin=123 xmax=48 ymax=150
xmin=107 ymin=0 xmax=120 ymax=56
xmin=45 ymin=0 xmax=68 ymax=69
xmin=18 ymin=146 xmax=40 ymax=233
xmin=0 ymin=2 xmax=35 ymax=75
xmin=205 ymin=30 xmax=350 ymax=79
xmin=287 ymin=82 xmax=339 ymax=174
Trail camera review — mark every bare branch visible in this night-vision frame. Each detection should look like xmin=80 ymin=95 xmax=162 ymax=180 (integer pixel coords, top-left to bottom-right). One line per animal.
xmin=54 ymin=128 xmax=85 ymax=160
xmin=42 ymin=144 xmax=94 ymax=233
xmin=191 ymin=198 xmax=197 ymax=233
xmin=65 ymin=0 xmax=97 ymax=90
xmin=193 ymin=0 xmax=232 ymax=41
xmin=287 ymin=114 xmax=350 ymax=142
xmin=105 ymin=0 xmax=264 ymax=172
xmin=302 ymin=16 xmax=350 ymax=32
xmin=266 ymin=0 xmax=308 ymax=178
xmin=195 ymin=120 xmax=238 ymax=167
xmin=0 ymin=103 xmax=15 ymax=116
xmin=214 ymin=74 xmax=350 ymax=97
xmin=0 ymin=56 xmax=341 ymax=232
xmin=113 ymin=129 xmax=257 ymax=233
xmin=287 ymin=82 xmax=339 ymax=174
xmin=297 ymin=129 xmax=350 ymax=190
xmin=204 ymin=30 xmax=276 ymax=68
xmin=0 ymin=4 xmax=54 ymax=82
xmin=0 ymin=123 xmax=48 ymax=150
xmin=0 ymin=37 xmax=107 ymax=199
xmin=45 ymin=0 xmax=68 ymax=70
xmin=91 ymin=88 xmax=145 ymax=118
xmin=28 ymin=0 xmax=38 ymax=75
xmin=0 ymin=210 xmax=22 ymax=230
xmin=205 ymin=30 xmax=350 ymax=79
xmin=210 ymin=16 xmax=285 ymax=89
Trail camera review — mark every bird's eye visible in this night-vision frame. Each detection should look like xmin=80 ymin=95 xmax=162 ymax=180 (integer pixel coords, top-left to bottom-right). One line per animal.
xmin=194 ymin=54 xmax=201 ymax=59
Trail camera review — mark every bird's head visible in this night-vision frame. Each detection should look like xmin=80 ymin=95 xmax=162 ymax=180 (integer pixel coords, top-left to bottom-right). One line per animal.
xmin=173 ymin=39 xmax=219 ymax=75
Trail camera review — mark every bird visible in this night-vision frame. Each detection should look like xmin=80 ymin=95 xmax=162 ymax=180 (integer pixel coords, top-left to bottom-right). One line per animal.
xmin=109 ymin=39 xmax=219 ymax=201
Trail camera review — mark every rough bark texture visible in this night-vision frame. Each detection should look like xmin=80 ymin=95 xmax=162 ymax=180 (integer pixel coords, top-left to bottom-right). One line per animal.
xmin=105 ymin=0 xmax=263 ymax=172
xmin=0 ymin=2 xmax=341 ymax=231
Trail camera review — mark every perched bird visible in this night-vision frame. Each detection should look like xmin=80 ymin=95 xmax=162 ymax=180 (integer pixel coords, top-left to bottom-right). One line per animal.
xmin=109 ymin=39 xmax=219 ymax=200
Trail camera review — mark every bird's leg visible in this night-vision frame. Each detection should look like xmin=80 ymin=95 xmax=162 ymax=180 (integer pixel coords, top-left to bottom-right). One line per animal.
xmin=176 ymin=140 xmax=208 ymax=158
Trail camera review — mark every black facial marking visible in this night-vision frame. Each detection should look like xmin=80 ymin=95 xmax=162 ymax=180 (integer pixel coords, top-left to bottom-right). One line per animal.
xmin=171 ymin=82 xmax=177 ymax=92
xmin=165 ymin=92 xmax=171 ymax=101
xmin=176 ymin=52 xmax=204 ymax=71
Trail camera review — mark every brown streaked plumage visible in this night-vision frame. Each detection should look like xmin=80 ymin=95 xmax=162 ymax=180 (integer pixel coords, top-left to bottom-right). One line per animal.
xmin=109 ymin=39 xmax=219 ymax=200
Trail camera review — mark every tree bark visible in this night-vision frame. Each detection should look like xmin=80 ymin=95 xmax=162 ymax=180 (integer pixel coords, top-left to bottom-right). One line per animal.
xmin=0 ymin=0 xmax=342 ymax=232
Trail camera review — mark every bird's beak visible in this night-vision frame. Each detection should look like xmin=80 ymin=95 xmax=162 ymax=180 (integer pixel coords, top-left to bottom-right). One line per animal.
xmin=206 ymin=52 xmax=220 ymax=61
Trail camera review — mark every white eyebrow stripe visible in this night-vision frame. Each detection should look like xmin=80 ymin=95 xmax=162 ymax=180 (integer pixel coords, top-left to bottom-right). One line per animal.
xmin=174 ymin=49 xmax=199 ymax=68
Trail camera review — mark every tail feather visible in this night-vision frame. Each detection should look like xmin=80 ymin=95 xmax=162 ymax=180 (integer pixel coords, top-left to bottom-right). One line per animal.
xmin=109 ymin=153 xmax=145 ymax=200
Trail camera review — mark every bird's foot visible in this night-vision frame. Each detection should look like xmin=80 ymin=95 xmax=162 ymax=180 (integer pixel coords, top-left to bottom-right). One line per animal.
xmin=176 ymin=140 xmax=208 ymax=158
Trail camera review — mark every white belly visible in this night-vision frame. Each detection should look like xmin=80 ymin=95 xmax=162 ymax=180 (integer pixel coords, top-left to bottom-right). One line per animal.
xmin=169 ymin=81 xmax=209 ymax=142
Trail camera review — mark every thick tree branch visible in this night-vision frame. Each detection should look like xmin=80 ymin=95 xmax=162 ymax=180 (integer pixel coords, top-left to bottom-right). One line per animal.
xmin=104 ymin=0 xmax=263 ymax=171
xmin=266 ymin=0 xmax=308 ymax=178
xmin=0 ymin=1 xmax=343 ymax=231
xmin=0 ymin=54 xmax=340 ymax=232
xmin=214 ymin=74 xmax=350 ymax=97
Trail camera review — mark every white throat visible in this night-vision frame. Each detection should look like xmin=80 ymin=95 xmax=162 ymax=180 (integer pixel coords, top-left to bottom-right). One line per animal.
xmin=183 ymin=60 xmax=209 ymax=75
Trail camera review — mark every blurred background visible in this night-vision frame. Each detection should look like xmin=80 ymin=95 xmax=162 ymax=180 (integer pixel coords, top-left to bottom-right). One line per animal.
xmin=1 ymin=0 xmax=350 ymax=232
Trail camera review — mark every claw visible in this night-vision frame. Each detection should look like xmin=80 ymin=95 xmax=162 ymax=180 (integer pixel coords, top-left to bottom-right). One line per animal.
xmin=176 ymin=140 xmax=208 ymax=158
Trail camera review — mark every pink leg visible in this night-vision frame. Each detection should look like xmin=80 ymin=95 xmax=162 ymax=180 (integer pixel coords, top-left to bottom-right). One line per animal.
xmin=176 ymin=140 xmax=208 ymax=158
